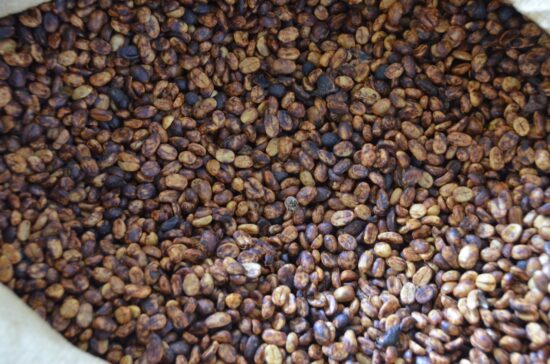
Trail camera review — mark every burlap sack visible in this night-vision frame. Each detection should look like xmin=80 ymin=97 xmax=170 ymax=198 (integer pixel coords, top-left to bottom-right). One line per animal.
xmin=0 ymin=0 xmax=547 ymax=363
xmin=0 ymin=285 xmax=106 ymax=364
xmin=0 ymin=0 xmax=45 ymax=17
xmin=504 ymin=0 xmax=550 ymax=34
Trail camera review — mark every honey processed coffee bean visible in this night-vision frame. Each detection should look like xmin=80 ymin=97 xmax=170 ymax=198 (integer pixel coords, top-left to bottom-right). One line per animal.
xmin=0 ymin=0 xmax=549 ymax=363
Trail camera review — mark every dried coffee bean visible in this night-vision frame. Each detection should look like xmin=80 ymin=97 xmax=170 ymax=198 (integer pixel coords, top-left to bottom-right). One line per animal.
xmin=0 ymin=2 xmax=548 ymax=364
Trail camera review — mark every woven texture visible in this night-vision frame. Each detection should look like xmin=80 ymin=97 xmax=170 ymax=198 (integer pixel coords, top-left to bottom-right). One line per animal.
xmin=0 ymin=0 xmax=45 ymax=18
xmin=0 ymin=285 xmax=106 ymax=364
xmin=506 ymin=0 xmax=550 ymax=34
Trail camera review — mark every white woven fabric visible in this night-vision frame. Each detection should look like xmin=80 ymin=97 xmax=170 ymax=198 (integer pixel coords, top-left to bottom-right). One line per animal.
xmin=507 ymin=0 xmax=550 ymax=33
xmin=0 ymin=0 xmax=45 ymax=18
xmin=0 ymin=285 xmax=106 ymax=364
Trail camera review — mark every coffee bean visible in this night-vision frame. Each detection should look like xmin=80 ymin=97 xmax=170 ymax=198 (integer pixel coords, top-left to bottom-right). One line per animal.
xmin=0 ymin=2 xmax=548 ymax=364
xmin=315 ymin=75 xmax=337 ymax=96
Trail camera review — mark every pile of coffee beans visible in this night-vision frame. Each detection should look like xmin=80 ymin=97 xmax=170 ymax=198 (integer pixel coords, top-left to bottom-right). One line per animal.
xmin=0 ymin=0 xmax=549 ymax=363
